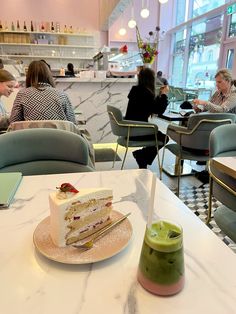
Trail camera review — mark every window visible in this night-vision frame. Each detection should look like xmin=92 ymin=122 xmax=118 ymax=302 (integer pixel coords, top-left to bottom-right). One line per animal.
xmin=186 ymin=15 xmax=223 ymax=88
xmin=192 ymin=0 xmax=226 ymax=18
xmin=229 ymin=12 xmax=236 ymax=38
xmin=176 ymin=0 xmax=187 ymax=25
xmin=171 ymin=30 xmax=186 ymax=86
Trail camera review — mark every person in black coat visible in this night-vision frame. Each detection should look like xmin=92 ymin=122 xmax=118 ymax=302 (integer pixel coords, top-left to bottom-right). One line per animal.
xmin=125 ymin=67 xmax=169 ymax=168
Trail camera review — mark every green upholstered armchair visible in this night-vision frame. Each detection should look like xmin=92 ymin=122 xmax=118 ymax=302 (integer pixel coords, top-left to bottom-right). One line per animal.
xmin=162 ymin=112 xmax=236 ymax=195
xmin=206 ymin=124 xmax=236 ymax=242
xmin=0 ymin=128 xmax=94 ymax=175
xmin=107 ymin=105 xmax=162 ymax=176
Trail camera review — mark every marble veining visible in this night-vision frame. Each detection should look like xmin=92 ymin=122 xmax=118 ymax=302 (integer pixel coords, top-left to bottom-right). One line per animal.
xmin=1 ymin=169 xmax=236 ymax=314
xmin=56 ymin=79 xmax=136 ymax=143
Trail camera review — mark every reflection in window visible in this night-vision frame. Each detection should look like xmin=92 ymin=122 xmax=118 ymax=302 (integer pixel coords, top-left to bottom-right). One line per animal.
xmin=229 ymin=13 xmax=236 ymax=37
xmin=192 ymin=0 xmax=225 ymax=18
xmin=226 ymin=49 xmax=234 ymax=69
xmin=186 ymin=15 xmax=223 ymax=89
xmin=171 ymin=30 xmax=186 ymax=87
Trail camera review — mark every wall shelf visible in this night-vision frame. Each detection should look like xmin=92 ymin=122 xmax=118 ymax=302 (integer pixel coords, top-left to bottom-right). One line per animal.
xmin=0 ymin=30 xmax=98 ymax=67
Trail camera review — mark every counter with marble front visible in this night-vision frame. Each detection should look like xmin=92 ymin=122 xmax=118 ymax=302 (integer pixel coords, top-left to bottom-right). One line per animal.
xmin=54 ymin=77 xmax=137 ymax=143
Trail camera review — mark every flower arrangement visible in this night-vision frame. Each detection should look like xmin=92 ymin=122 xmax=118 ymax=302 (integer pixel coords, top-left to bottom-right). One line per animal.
xmin=136 ymin=26 xmax=160 ymax=64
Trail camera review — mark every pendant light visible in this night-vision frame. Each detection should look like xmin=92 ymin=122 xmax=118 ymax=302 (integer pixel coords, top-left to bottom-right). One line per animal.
xmin=140 ymin=0 xmax=149 ymax=19
xmin=128 ymin=3 xmax=136 ymax=29
xmin=118 ymin=10 xmax=127 ymax=36
xmin=159 ymin=0 xmax=168 ymax=3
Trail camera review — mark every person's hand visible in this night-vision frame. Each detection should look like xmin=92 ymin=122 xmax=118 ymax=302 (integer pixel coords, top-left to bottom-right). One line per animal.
xmin=192 ymin=99 xmax=206 ymax=112
xmin=159 ymin=85 xmax=169 ymax=95
xmin=192 ymin=99 xmax=206 ymax=106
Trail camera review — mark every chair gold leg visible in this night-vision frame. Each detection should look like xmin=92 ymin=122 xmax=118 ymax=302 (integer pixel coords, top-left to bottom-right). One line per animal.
xmin=112 ymin=143 xmax=119 ymax=168
xmin=176 ymin=157 xmax=181 ymax=197
xmin=121 ymin=147 xmax=128 ymax=170
xmin=156 ymin=147 xmax=162 ymax=180
xmin=206 ymin=176 xmax=213 ymax=224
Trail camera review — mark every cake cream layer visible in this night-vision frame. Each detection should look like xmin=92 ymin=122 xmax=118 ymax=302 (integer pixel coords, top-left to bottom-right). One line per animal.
xmin=49 ymin=188 xmax=113 ymax=247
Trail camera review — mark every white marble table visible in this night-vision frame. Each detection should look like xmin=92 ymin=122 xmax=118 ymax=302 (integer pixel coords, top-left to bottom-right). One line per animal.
xmin=212 ymin=157 xmax=236 ymax=179
xmin=1 ymin=169 xmax=236 ymax=314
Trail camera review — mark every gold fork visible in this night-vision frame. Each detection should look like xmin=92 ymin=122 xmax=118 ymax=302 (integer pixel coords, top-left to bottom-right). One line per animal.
xmin=72 ymin=212 xmax=131 ymax=250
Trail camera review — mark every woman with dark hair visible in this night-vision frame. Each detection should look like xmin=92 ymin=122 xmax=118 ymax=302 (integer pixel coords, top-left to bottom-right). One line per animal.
xmin=125 ymin=67 xmax=169 ymax=168
xmin=10 ymin=60 xmax=76 ymax=123
xmin=65 ymin=63 xmax=75 ymax=77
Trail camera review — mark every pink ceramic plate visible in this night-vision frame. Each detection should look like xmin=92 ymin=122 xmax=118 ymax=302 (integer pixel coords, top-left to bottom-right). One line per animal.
xmin=33 ymin=210 xmax=132 ymax=264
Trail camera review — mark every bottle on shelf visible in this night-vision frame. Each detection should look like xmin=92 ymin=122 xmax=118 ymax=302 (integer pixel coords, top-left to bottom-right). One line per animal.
xmin=41 ymin=22 xmax=45 ymax=32
xmin=23 ymin=21 xmax=27 ymax=31
xmin=30 ymin=21 xmax=34 ymax=32
xmin=5 ymin=21 xmax=8 ymax=31
xmin=0 ymin=21 xmax=3 ymax=31
xmin=17 ymin=20 xmax=20 ymax=31
xmin=11 ymin=22 xmax=15 ymax=31
xmin=69 ymin=25 xmax=73 ymax=33
xmin=56 ymin=22 xmax=60 ymax=33
xmin=64 ymin=25 xmax=68 ymax=33
xmin=51 ymin=22 xmax=55 ymax=32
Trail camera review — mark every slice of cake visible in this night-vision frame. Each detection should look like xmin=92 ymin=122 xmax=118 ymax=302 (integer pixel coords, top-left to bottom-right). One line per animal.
xmin=49 ymin=183 xmax=113 ymax=247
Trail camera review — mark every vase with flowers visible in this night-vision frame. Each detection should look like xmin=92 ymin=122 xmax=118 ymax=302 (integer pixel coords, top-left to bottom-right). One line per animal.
xmin=136 ymin=26 xmax=160 ymax=67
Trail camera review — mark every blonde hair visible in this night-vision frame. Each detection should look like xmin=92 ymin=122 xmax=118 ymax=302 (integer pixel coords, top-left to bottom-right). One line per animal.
xmin=215 ymin=68 xmax=236 ymax=86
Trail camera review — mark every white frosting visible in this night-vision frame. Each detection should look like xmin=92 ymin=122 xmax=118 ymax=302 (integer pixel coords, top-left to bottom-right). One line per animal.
xmin=49 ymin=188 xmax=112 ymax=247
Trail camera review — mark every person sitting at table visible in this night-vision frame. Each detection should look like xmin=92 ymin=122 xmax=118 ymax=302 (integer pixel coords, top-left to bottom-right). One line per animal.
xmin=65 ymin=63 xmax=75 ymax=77
xmin=10 ymin=60 xmax=76 ymax=123
xmin=0 ymin=69 xmax=16 ymax=131
xmin=192 ymin=68 xmax=236 ymax=113
xmin=125 ymin=67 xmax=169 ymax=169
xmin=156 ymin=70 xmax=168 ymax=86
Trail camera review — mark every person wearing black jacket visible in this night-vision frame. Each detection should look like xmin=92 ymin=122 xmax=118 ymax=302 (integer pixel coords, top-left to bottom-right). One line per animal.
xmin=125 ymin=68 xmax=169 ymax=168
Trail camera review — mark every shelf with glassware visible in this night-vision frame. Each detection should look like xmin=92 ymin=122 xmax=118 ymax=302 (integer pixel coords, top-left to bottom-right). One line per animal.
xmin=0 ymin=30 xmax=98 ymax=66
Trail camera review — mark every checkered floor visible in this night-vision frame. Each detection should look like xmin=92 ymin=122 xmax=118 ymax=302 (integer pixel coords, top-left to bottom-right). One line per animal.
xmin=179 ymin=184 xmax=236 ymax=253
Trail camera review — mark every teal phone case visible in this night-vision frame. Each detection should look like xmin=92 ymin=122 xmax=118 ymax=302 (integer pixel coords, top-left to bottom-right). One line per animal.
xmin=0 ymin=172 xmax=22 ymax=208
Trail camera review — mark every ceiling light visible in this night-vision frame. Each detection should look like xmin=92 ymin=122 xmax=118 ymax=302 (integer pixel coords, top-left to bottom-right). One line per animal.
xmin=119 ymin=28 xmax=127 ymax=36
xmin=128 ymin=4 xmax=136 ymax=28
xmin=140 ymin=0 xmax=149 ymax=19
xmin=140 ymin=8 xmax=149 ymax=18
xmin=128 ymin=19 xmax=136 ymax=28
xmin=159 ymin=0 xmax=168 ymax=3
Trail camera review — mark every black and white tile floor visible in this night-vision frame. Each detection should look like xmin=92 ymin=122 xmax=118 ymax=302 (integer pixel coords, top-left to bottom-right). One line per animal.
xmin=179 ymin=184 xmax=236 ymax=254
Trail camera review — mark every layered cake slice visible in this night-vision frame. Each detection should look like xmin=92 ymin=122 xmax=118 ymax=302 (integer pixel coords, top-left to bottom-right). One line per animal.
xmin=49 ymin=183 xmax=113 ymax=247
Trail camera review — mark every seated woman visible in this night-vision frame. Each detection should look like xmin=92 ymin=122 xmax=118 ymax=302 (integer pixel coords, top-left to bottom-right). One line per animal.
xmin=0 ymin=69 xmax=16 ymax=131
xmin=193 ymin=68 xmax=236 ymax=113
xmin=125 ymin=68 xmax=169 ymax=168
xmin=65 ymin=63 xmax=75 ymax=77
xmin=10 ymin=60 xmax=76 ymax=123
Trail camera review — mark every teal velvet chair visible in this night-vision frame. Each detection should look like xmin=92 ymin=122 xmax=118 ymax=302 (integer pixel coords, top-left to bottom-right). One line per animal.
xmin=0 ymin=128 xmax=94 ymax=175
xmin=161 ymin=112 xmax=235 ymax=195
xmin=107 ymin=105 xmax=162 ymax=177
xmin=206 ymin=124 xmax=236 ymax=242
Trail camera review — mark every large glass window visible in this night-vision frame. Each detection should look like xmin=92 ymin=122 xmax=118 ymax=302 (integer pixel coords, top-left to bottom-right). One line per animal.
xmin=176 ymin=0 xmax=187 ymax=25
xmin=186 ymin=15 xmax=223 ymax=88
xmin=171 ymin=30 xmax=186 ymax=86
xmin=192 ymin=0 xmax=226 ymax=18
xmin=229 ymin=12 xmax=236 ymax=37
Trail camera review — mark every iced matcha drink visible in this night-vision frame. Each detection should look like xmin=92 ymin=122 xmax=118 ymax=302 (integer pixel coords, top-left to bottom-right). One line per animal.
xmin=137 ymin=220 xmax=184 ymax=296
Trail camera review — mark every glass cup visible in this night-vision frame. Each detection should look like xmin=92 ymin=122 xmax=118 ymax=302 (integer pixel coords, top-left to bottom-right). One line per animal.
xmin=137 ymin=220 xmax=185 ymax=296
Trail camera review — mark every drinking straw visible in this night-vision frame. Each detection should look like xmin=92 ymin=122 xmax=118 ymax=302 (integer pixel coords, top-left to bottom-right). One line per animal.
xmin=147 ymin=173 xmax=156 ymax=228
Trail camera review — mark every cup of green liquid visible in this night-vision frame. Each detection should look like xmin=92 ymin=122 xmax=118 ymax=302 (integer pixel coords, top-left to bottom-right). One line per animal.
xmin=137 ymin=220 xmax=185 ymax=296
